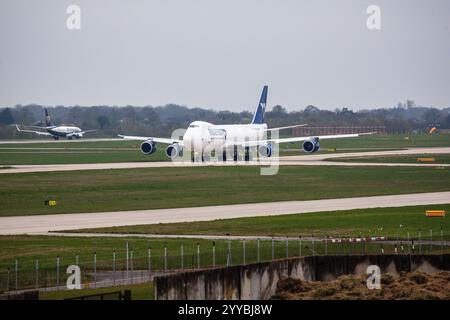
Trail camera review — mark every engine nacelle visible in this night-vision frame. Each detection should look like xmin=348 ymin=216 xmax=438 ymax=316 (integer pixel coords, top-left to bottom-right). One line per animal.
xmin=165 ymin=143 xmax=182 ymax=158
xmin=258 ymin=143 xmax=273 ymax=157
xmin=302 ymin=138 xmax=320 ymax=153
xmin=140 ymin=140 xmax=157 ymax=155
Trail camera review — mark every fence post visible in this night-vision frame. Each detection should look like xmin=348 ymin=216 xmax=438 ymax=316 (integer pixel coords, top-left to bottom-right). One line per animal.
xmin=56 ymin=255 xmax=60 ymax=290
xmin=126 ymin=242 xmax=129 ymax=282
xmin=35 ymin=259 xmax=39 ymax=289
xmin=113 ymin=250 xmax=116 ymax=286
xmin=441 ymin=227 xmax=444 ymax=253
xmin=419 ymin=229 xmax=422 ymax=254
xmin=180 ymin=245 xmax=183 ymax=270
xmin=430 ymin=229 xmax=433 ymax=253
xmin=299 ymin=236 xmax=302 ymax=257
xmin=227 ymin=240 xmax=232 ymax=267
xmin=242 ymin=240 xmax=246 ymax=265
xmin=325 ymin=235 xmax=328 ymax=256
xmin=257 ymin=239 xmax=260 ymax=263
xmin=15 ymin=259 xmax=18 ymax=291
xmin=93 ymin=252 xmax=97 ymax=289
xmin=7 ymin=267 xmax=10 ymax=292
xmin=212 ymin=242 xmax=216 ymax=267
xmin=148 ymin=247 xmax=152 ymax=277
xmin=164 ymin=244 xmax=168 ymax=272
xmin=407 ymin=231 xmax=410 ymax=253
xmin=271 ymin=237 xmax=274 ymax=260
xmin=130 ymin=248 xmax=134 ymax=284
xmin=75 ymin=254 xmax=79 ymax=267
xmin=360 ymin=234 xmax=364 ymax=255
xmin=197 ymin=243 xmax=200 ymax=269
xmin=286 ymin=237 xmax=289 ymax=258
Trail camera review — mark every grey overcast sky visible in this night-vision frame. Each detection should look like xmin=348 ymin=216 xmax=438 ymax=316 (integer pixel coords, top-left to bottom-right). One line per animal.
xmin=0 ymin=0 xmax=449 ymax=111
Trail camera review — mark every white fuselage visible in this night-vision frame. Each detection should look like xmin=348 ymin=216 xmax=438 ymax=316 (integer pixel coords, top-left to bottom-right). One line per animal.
xmin=48 ymin=126 xmax=83 ymax=138
xmin=182 ymin=121 xmax=267 ymax=153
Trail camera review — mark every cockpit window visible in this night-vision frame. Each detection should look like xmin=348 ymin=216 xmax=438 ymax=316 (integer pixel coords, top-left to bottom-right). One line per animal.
xmin=208 ymin=128 xmax=226 ymax=136
xmin=189 ymin=124 xmax=199 ymax=128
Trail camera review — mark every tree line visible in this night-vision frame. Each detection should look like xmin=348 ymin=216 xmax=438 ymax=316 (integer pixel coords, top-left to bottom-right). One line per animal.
xmin=0 ymin=103 xmax=449 ymax=139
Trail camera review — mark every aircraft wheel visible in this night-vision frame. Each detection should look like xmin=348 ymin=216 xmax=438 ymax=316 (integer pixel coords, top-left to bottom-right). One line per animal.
xmin=244 ymin=147 xmax=250 ymax=162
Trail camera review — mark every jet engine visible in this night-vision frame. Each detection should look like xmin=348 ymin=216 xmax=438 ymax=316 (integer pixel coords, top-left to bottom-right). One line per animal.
xmin=302 ymin=138 xmax=319 ymax=153
xmin=258 ymin=143 xmax=273 ymax=157
xmin=165 ymin=143 xmax=182 ymax=158
xmin=140 ymin=140 xmax=157 ymax=155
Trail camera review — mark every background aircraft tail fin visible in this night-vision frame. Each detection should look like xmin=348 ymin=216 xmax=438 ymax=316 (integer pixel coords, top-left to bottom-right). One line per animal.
xmin=251 ymin=85 xmax=268 ymax=124
xmin=44 ymin=107 xmax=54 ymax=127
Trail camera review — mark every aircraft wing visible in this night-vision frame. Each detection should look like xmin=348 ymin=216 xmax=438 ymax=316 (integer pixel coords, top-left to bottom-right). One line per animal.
xmin=67 ymin=129 xmax=98 ymax=137
xmin=225 ymin=132 xmax=376 ymax=148
xmin=263 ymin=124 xmax=308 ymax=131
xmin=15 ymin=125 xmax=52 ymax=136
xmin=27 ymin=125 xmax=51 ymax=130
xmin=118 ymin=134 xmax=183 ymax=146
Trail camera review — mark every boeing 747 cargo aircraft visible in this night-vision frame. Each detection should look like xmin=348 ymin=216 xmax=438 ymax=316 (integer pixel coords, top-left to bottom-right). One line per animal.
xmin=119 ymin=86 xmax=373 ymax=161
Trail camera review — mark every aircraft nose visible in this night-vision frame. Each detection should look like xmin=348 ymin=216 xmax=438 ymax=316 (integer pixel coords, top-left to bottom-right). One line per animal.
xmin=183 ymin=130 xmax=192 ymax=148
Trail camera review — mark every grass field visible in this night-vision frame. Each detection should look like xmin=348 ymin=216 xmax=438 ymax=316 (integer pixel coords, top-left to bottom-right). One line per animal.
xmin=39 ymin=282 xmax=154 ymax=300
xmin=1 ymin=165 xmax=450 ymax=216
xmin=279 ymin=133 xmax=450 ymax=153
xmin=329 ymin=154 xmax=450 ymax=164
xmin=73 ymin=204 xmax=450 ymax=239
xmin=1 ymin=133 xmax=449 ymax=165
xmin=0 ymin=140 xmax=168 ymax=164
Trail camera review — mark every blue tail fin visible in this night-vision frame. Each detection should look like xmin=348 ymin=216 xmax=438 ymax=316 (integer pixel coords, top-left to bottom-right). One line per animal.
xmin=251 ymin=85 xmax=268 ymax=124
xmin=44 ymin=107 xmax=54 ymax=127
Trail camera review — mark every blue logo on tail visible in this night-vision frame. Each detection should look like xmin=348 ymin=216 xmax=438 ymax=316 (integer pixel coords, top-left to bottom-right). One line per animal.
xmin=251 ymin=85 xmax=268 ymax=124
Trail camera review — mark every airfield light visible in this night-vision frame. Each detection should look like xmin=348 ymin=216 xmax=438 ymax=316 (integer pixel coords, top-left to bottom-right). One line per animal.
xmin=425 ymin=210 xmax=445 ymax=217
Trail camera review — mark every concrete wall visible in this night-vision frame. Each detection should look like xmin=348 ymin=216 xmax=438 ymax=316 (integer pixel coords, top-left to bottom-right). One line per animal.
xmin=154 ymin=254 xmax=450 ymax=300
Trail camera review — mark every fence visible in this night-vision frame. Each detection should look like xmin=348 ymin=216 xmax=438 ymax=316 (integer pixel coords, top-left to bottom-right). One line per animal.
xmin=1 ymin=234 xmax=449 ymax=294
xmin=65 ymin=290 xmax=131 ymax=300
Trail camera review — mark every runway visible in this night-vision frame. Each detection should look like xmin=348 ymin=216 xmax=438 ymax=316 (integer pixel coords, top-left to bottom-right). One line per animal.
xmin=0 ymin=138 xmax=123 ymax=144
xmin=0 ymin=191 xmax=449 ymax=235
xmin=1 ymin=147 xmax=449 ymax=174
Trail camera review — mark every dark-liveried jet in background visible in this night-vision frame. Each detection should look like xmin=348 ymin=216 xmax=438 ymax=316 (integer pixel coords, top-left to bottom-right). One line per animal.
xmin=15 ymin=107 xmax=97 ymax=140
